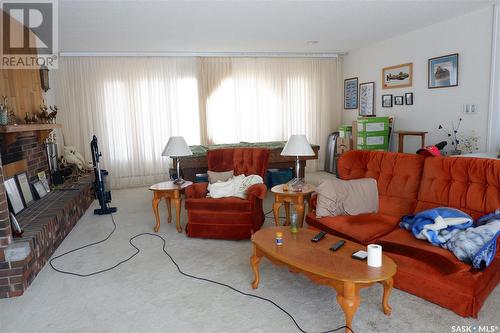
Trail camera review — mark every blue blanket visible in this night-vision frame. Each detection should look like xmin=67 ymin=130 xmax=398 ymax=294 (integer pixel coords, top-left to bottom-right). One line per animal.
xmin=400 ymin=207 xmax=473 ymax=246
xmin=401 ymin=208 xmax=500 ymax=269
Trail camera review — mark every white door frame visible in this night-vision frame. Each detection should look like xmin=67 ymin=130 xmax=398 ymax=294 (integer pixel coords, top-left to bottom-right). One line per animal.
xmin=487 ymin=3 xmax=500 ymax=153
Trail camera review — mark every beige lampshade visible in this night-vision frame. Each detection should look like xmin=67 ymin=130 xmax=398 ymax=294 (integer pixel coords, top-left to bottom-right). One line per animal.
xmin=281 ymin=135 xmax=315 ymax=156
xmin=161 ymin=136 xmax=192 ymax=157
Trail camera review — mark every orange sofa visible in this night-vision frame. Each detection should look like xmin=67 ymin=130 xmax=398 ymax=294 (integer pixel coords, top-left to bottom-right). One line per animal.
xmin=306 ymin=150 xmax=500 ymax=317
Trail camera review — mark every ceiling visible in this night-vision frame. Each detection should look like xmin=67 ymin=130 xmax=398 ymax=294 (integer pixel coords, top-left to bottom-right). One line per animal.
xmin=59 ymin=0 xmax=493 ymax=54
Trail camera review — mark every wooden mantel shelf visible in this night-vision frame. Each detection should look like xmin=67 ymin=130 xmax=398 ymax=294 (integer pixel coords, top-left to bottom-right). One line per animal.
xmin=0 ymin=123 xmax=62 ymax=150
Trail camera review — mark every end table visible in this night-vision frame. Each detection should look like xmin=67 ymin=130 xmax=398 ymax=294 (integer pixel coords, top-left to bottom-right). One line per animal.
xmin=271 ymin=184 xmax=315 ymax=228
xmin=149 ymin=180 xmax=192 ymax=233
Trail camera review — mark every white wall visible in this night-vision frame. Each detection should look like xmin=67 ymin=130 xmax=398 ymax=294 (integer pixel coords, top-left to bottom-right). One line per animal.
xmin=342 ymin=6 xmax=493 ymax=153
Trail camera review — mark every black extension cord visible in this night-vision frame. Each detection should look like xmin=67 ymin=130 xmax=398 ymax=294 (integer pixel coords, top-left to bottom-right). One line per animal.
xmin=49 ymin=214 xmax=355 ymax=333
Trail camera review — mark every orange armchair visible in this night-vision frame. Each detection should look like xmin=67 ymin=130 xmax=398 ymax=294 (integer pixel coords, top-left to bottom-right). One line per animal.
xmin=185 ymin=148 xmax=270 ymax=240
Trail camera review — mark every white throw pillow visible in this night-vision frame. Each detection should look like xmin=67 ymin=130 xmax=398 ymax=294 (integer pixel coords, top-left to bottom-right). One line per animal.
xmin=207 ymin=170 xmax=234 ymax=184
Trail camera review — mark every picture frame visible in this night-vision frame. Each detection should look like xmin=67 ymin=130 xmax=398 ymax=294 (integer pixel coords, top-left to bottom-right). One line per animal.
xmin=4 ymin=177 xmax=25 ymax=215
xmin=32 ymin=181 xmax=48 ymax=199
xmin=394 ymin=96 xmax=404 ymax=105
xmin=37 ymin=171 xmax=50 ymax=192
xmin=382 ymin=63 xmax=413 ymax=89
xmin=344 ymin=77 xmax=359 ymax=109
xmin=405 ymin=92 xmax=414 ymax=105
xmin=359 ymin=82 xmax=375 ymax=116
xmin=10 ymin=212 xmax=23 ymax=237
xmin=382 ymin=94 xmax=393 ymax=108
xmin=15 ymin=172 xmax=34 ymax=206
xmin=428 ymin=53 xmax=459 ymax=88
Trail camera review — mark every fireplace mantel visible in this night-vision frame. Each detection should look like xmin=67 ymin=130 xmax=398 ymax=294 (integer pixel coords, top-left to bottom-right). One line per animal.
xmin=0 ymin=124 xmax=62 ymax=150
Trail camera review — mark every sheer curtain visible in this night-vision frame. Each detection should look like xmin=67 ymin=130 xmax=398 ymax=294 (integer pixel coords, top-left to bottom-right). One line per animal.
xmin=201 ymin=57 xmax=342 ymax=170
xmin=55 ymin=56 xmax=342 ymax=188
xmin=55 ymin=57 xmax=200 ymax=188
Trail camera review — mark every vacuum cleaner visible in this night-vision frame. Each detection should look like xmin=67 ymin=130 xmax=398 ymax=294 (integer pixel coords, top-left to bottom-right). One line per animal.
xmin=90 ymin=135 xmax=117 ymax=215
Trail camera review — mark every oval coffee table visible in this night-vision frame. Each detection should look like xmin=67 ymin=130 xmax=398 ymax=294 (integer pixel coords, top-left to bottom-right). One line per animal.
xmin=149 ymin=180 xmax=192 ymax=233
xmin=250 ymin=226 xmax=397 ymax=332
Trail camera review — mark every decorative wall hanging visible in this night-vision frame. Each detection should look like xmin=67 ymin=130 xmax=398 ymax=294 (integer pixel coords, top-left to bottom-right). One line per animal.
xmin=382 ymin=94 xmax=393 ymax=108
xmin=382 ymin=63 xmax=413 ymax=89
xmin=344 ymin=77 xmax=359 ymax=109
xmin=359 ymin=82 xmax=375 ymax=116
xmin=405 ymin=92 xmax=414 ymax=105
xmin=428 ymin=53 xmax=459 ymax=88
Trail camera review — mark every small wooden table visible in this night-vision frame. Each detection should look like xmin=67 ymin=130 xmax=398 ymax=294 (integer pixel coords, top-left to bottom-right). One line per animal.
xmin=271 ymin=184 xmax=315 ymax=228
xmin=251 ymin=227 xmax=397 ymax=332
xmin=394 ymin=131 xmax=428 ymax=153
xmin=149 ymin=181 xmax=192 ymax=233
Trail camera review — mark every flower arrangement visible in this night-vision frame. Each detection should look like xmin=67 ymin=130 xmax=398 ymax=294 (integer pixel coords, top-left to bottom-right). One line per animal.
xmin=438 ymin=118 xmax=462 ymax=153
xmin=457 ymin=131 xmax=480 ymax=154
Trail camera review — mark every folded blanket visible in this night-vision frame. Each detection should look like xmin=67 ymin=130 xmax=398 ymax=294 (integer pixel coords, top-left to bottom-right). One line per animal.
xmin=400 ymin=207 xmax=473 ymax=246
xmin=207 ymin=174 xmax=263 ymax=199
xmin=401 ymin=207 xmax=500 ymax=269
xmin=444 ymin=218 xmax=500 ymax=269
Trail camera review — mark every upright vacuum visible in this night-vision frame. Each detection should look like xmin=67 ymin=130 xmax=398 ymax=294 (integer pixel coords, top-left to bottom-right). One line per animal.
xmin=91 ymin=135 xmax=117 ymax=215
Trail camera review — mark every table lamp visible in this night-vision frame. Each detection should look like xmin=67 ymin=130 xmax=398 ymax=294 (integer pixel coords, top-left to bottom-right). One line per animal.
xmin=281 ymin=135 xmax=315 ymax=190
xmin=162 ymin=136 xmax=192 ymax=185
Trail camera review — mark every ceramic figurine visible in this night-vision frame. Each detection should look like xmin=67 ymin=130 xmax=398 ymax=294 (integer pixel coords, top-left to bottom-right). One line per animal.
xmin=48 ymin=105 xmax=58 ymax=123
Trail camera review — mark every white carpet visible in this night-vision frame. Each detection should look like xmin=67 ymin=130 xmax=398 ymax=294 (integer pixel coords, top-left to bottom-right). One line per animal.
xmin=0 ymin=186 xmax=498 ymax=333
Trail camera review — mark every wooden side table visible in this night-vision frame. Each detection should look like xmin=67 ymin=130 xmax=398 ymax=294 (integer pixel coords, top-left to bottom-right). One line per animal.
xmin=271 ymin=184 xmax=315 ymax=228
xmin=395 ymin=131 xmax=428 ymax=153
xmin=149 ymin=181 xmax=192 ymax=233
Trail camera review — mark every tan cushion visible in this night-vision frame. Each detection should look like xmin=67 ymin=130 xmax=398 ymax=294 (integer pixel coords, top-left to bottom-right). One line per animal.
xmin=316 ymin=178 xmax=378 ymax=218
xmin=207 ymin=170 xmax=234 ymax=184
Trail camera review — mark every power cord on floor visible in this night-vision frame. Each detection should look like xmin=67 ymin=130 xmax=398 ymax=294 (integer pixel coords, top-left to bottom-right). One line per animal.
xmin=49 ymin=214 xmax=355 ymax=333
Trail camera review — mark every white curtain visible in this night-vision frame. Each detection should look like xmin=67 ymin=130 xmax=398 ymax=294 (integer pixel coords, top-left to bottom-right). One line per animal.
xmin=202 ymin=57 xmax=342 ymax=170
xmin=55 ymin=57 xmax=200 ymax=188
xmin=55 ymin=56 xmax=341 ymax=187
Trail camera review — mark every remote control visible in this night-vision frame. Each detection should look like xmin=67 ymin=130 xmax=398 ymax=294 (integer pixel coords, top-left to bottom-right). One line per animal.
xmin=329 ymin=240 xmax=345 ymax=251
xmin=311 ymin=231 xmax=327 ymax=242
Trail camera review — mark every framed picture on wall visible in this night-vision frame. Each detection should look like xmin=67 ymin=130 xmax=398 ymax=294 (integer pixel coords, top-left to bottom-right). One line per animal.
xmin=4 ymin=178 xmax=25 ymax=215
xmin=382 ymin=63 xmax=413 ymax=89
xmin=359 ymin=82 xmax=375 ymax=116
xmin=382 ymin=94 xmax=393 ymax=107
xmin=344 ymin=77 xmax=359 ymax=109
xmin=428 ymin=53 xmax=459 ymax=88
xmin=405 ymin=92 xmax=414 ymax=105
xmin=394 ymin=96 xmax=404 ymax=105
xmin=15 ymin=172 xmax=34 ymax=206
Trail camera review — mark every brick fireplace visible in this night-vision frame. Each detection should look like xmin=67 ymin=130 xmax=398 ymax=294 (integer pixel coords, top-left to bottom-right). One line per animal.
xmin=0 ymin=132 xmax=94 ymax=298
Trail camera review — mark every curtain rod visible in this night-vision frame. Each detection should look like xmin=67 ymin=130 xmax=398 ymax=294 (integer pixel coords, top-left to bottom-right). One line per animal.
xmin=58 ymin=51 xmax=345 ymax=58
